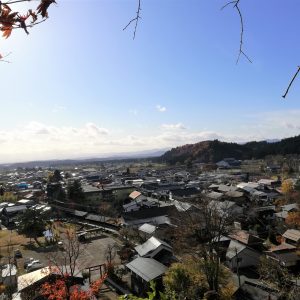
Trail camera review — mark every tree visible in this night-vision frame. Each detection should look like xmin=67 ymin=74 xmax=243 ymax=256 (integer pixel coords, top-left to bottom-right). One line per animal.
xmin=0 ymin=185 xmax=4 ymax=196
xmin=47 ymin=182 xmax=66 ymax=202
xmin=42 ymin=227 xmax=107 ymax=300
xmin=0 ymin=0 xmax=56 ymax=61
xmin=163 ymin=257 xmax=235 ymax=300
xmin=258 ymin=256 xmax=300 ymax=299
xmin=194 ymin=201 xmax=232 ymax=294
xmin=104 ymin=243 xmax=117 ymax=273
xmin=67 ymin=180 xmax=85 ymax=203
xmin=171 ymin=197 xmax=234 ymax=296
xmin=48 ymin=170 xmax=63 ymax=183
xmin=0 ymin=191 xmax=17 ymax=203
xmin=53 ymin=169 xmax=63 ymax=182
xmin=18 ymin=207 xmax=48 ymax=245
xmin=281 ymin=179 xmax=294 ymax=201
xmin=41 ymin=269 xmax=107 ymax=300
xmin=56 ymin=187 xmax=67 ymax=202
xmin=285 ymin=211 xmax=300 ymax=228
xmin=163 ymin=256 xmax=207 ymax=300
xmin=49 ymin=228 xmax=83 ymax=277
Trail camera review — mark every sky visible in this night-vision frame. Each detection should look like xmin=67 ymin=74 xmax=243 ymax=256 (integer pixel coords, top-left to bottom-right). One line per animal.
xmin=1 ymin=0 xmax=300 ymax=163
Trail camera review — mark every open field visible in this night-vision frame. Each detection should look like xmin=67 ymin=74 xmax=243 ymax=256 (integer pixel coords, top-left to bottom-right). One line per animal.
xmin=0 ymin=229 xmax=45 ymax=259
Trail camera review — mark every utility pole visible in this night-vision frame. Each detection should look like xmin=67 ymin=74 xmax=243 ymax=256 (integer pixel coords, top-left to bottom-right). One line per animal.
xmin=235 ymin=247 xmax=241 ymax=288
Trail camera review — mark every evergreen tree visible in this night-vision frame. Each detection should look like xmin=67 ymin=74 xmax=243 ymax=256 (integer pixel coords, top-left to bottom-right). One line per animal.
xmin=53 ymin=169 xmax=63 ymax=182
xmin=0 ymin=186 xmax=4 ymax=196
xmin=18 ymin=208 xmax=48 ymax=245
xmin=67 ymin=180 xmax=85 ymax=203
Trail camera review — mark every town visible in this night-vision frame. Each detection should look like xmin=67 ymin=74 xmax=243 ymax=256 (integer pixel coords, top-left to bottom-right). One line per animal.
xmin=1 ymin=0 xmax=300 ymax=299
xmin=0 ymin=153 xmax=299 ymax=300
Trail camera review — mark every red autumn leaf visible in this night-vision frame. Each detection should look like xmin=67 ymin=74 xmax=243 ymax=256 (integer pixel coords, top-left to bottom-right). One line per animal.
xmin=1 ymin=26 xmax=13 ymax=39
xmin=41 ymin=273 xmax=107 ymax=300
xmin=37 ymin=0 xmax=56 ymax=18
xmin=28 ymin=9 xmax=38 ymax=23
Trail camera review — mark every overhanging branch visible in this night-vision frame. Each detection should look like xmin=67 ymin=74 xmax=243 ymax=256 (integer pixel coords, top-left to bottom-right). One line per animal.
xmin=282 ymin=66 xmax=300 ymax=98
xmin=123 ymin=0 xmax=141 ymax=40
xmin=222 ymin=0 xmax=252 ymax=64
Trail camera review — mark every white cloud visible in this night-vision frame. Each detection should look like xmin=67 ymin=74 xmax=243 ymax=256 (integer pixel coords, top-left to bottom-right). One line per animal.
xmin=85 ymin=122 xmax=109 ymax=136
xmin=0 ymin=121 xmax=235 ymax=163
xmin=161 ymin=123 xmax=186 ymax=130
xmin=1 ymin=109 xmax=300 ymax=163
xmin=156 ymin=105 xmax=166 ymax=112
xmin=0 ymin=122 xmax=112 ymax=163
xmin=247 ymin=109 xmax=300 ymax=139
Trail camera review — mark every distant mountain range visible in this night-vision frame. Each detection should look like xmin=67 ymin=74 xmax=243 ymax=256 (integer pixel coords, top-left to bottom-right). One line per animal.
xmin=0 ymin=148 xmax=169 ymax=169
xmin=160 ymin=135 xmax=300 ymax=164
xmin=2 ymin=135 xmax=300 ymax=169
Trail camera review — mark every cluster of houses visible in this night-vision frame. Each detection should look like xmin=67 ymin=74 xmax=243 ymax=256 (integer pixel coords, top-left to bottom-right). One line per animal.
xmin=112 ymin=167 xmax=300 ymax=298
xmin=0 ymin=160 xmax=300 ymax=299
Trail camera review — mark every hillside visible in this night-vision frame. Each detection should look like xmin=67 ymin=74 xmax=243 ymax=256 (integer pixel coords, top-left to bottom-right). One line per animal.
xmin=160 ymin=135 xmax=300 ymax=164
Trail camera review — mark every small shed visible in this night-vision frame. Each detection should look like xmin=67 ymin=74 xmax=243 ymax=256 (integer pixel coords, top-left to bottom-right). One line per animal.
xmin=126 ymin=257 xmax=167 ymax=295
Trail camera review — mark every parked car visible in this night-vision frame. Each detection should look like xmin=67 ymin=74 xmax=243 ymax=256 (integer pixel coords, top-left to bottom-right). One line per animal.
xmin=26 ymin=260 xmax=44 ymax=273
xmin=14 ymin=249 xmax=22 ymax=258
xmin=27 ymin=263 xmax=45 ymax=273
xmin=57 ymin=241 xmax=64 ymax=250
xmin=23 ymin=257 xmax=34 ymax=269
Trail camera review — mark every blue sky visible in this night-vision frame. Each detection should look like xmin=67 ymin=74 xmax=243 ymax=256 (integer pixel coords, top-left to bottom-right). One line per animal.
xmin=1 ymin=0 xmax=300 ymax=162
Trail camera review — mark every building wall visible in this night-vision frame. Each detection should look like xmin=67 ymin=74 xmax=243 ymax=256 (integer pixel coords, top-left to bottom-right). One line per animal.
xmin=228 ymin=248 xmax=260 ymax=269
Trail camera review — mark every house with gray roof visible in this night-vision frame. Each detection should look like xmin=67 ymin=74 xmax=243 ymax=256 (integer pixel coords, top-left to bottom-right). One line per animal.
xmin=126 ymin=257 xmax=167 ymax=295
xmin=1 ymin=205 xmax=27 ymax=226
xmin=265 ymin=243 xmax=300 ymax=268
xmin=135 ymin=236 xmax=172 ymax=261
xmin=226 ymin=240 xmax=261 ymax=270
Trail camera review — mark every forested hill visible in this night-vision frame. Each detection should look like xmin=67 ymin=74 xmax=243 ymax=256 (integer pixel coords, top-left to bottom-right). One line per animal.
xmin=160 ymin=135 xmax=300 ymax=164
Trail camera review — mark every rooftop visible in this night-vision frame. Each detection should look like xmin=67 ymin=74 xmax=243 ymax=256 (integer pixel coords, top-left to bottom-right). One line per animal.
xmin=283 ymin=229 xmax=300 ymax=242
xmin=138 ymin=223 xmax=156 ymax=235
xmin=126 ymin=257 xmax=167 ymax=282
xmin=129 ymin=190 xmax=142 ymax=200
xmin=135 ymin=236 xmax=172 ymax=257
xmin=226 ymin=240 xmax=247 ymax=259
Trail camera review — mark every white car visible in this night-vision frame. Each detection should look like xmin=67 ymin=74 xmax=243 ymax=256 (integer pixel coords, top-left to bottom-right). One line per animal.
xmin=24 ymin=258 xmax=34 ymax=269
xmin=26 ymin=260 xmax=43 ymax=272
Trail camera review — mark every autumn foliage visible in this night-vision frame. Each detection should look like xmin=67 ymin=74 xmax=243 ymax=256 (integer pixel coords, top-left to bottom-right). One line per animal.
xmin=281 ymin=179 xmax=294 ymax=195
xmin=41 ymin=273 xmax=107 ymax=300
xmin=286 ymin=211 xmax=300 ymax=228
xmin=0 ymin=0 xmax=55 ymax=59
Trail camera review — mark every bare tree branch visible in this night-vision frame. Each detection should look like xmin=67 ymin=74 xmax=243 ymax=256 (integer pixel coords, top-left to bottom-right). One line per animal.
xmin=2 ymin=0 xmax=34 ymax=5
xmin=222 ymin=0 xmax=252 ymax=64
xmin=282 ymin=66 xmax=300 ymax=98
xmin=0 ymin=51 xmax=11 ymax=63
xmin=221 ymin=0 xmax=238 ymax=10
xmin=123 ymin=0 xmax=141 ymax=40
